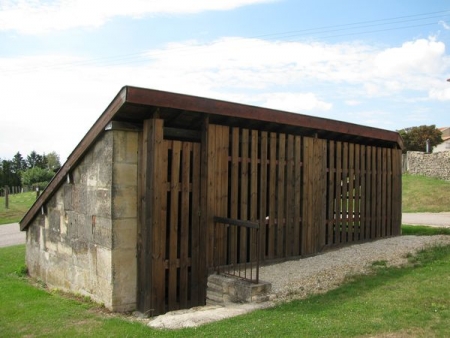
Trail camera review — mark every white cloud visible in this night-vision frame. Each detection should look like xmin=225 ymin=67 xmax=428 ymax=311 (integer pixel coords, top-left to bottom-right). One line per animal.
xmin=0 ymin=0 xmax=276 ymax=34
xmin=258 ymin=92 xmax=332 ymax=112
xmin=1 ymin=36 xmax=450 ymax=160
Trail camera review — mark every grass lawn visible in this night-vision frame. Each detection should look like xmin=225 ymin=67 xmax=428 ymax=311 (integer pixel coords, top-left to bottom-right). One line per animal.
xmin=1 ymin=236 xmax=450 ymax=337
xmin=402 ymin=174 xmax=450 ymax=212
xmin=0 ymin=191 xmax=36 ymax=225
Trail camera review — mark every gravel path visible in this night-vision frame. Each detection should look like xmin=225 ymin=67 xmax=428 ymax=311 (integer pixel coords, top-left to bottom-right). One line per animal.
xmin=150 ymin=235 xmax=450 ymax=329
xmin=260 ymin=235 xmax=450 ymax=301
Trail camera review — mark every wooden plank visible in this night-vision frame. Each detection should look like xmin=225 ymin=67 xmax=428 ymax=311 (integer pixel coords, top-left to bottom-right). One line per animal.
xmin=199 ymin=116 xmax=209 ymax=305
xmin=259 ymin=131 xmax=268 ymax=260
xmin=371 ymin=147 xmax=377 ymax=239
xmin=341 ymin=142 xmax=348 ymax=243
xmin=348 ymin=143 xmax=354 ymax=242
xmin=179 ymin=142 xmax=191 ymax=308
xmin=250 ymin=130 xmax=258 ymax=261
xmin=277 ymin=133 xmax=286 ymax=258
xmin=240 ymin=129 xmax=249 ymax=263
xmin=293 ymin=136 xmax=302 ymax=256
xmin=214 ymin=216 xmax=259 ymax=229
xmin=190 ymin=142 xmax=201 ymax=306
xmin=386 ymin=148 xmax=392 ymax=236
xmin=205 ymin=121 xmax=216 ymax=268
xmin=220 ymin=126 xmax=229 ymax=264
xmin=359 ymin=145 xmax=366 ymax=240
xmin=316 ymin=139 xmax=327 ymax=252
xmin=334 ymin=142 xmax=342 ymax=246
xmin=365 ymin=146 xmax=372 ymax=240
xmin=327 ymin=141 xmax=335 ymax=246
xmin=354 ymin=144 xmax=361 ymax=241
xmin=168 ymin=140 xmax=181 ymax=310
xmin=268 ymin=132 xmax=277 ymax=259
xmin=376 ymin=147 xmax=382 ymax=238
xmin=153 ymin=120 xmax=168 ymax=315
xmin=229 ymin=128 xmax=240 ymax=265
xmin=285 ymin=134 xmax=294 ymax=256
xmin=302 ymin=137 xmax=314 ymax=255
xmin=381 ymin=148 xmax=387 ymax=238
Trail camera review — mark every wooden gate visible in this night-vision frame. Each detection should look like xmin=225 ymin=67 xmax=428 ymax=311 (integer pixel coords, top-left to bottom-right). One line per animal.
xmin=137 ymin=119 xmax=203 ymax=316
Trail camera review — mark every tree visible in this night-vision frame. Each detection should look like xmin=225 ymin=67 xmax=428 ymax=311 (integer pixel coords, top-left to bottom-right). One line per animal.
xmin=11 ymin=152 xmax=27 ymax=173
xmin=21 ymin=166 xmax=54 ymax=188
xmin=27 ymin=150 xmax=47 ymax=169
xmin=398 ymin=125 xmax=443 ymax=153
xmin=45 ymin=151 xmax=61 ymax=172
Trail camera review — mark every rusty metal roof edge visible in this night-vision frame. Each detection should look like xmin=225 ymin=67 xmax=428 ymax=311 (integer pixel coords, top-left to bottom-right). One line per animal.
xmin=20 ymin=87 xmax=128 ymax=231
xmin=124 ymin=86 xmax=402 ymax=146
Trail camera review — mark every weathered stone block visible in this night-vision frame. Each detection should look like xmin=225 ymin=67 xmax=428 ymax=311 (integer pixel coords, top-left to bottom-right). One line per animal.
xmin=112 ymin=186 xmax=137 ymax=219
xmin=112 ymin=219 xmax=137 ymax=250
xmin=113 ymin=163 xmax=137 ymax=187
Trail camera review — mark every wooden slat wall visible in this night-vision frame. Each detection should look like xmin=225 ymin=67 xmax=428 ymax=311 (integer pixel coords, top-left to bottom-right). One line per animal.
xmin=138 ymin=119 xmax=402 ymax=316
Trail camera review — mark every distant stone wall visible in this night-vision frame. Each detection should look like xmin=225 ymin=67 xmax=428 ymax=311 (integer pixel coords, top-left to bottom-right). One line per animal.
xmin=25 ymin=125 xmax=140 ymax=311
xmin=403 ymin=151 xmax=450 ymax=180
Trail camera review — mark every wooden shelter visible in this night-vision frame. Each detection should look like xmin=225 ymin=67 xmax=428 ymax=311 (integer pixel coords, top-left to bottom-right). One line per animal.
xmin=20 ymin=86 xmax=403 ymax=316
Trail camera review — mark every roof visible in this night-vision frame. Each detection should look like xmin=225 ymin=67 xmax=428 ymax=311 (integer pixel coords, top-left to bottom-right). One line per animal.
xmin=20 ymin=86 xmax=403 ymax=230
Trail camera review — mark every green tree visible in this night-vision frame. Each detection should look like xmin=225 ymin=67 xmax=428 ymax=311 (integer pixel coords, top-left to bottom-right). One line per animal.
xmin=398 ymin=125 xmax=443 ymax=153
xmin=27 ymin=150 xmax=47 ymax=169
xmin=45 ymin=151 xmax=61 ymax=172
xmin=11 ymin=152 xmax=27 ymax=173
xmin=21 ymin=167 xmax=54 ymax=189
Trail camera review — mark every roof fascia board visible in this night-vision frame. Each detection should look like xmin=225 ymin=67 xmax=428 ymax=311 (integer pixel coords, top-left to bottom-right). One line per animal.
xmin=125 ymin=86 xmax=402 ymax=147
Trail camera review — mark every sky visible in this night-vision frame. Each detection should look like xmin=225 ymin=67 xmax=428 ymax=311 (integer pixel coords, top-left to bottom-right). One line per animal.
xmin=1 ymin=0 xmax=450 ymax=162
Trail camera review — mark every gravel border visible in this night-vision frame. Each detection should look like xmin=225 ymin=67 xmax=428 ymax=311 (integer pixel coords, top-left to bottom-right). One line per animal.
xmin=149 ymin=235 xmax=450 ymax=329
xmin=260 ymin=235 xmax=450 ymax=301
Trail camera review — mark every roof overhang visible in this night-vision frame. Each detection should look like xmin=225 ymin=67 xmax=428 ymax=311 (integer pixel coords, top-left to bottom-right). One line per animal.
xmin=20 ymin=86 xmax=404 ymax=230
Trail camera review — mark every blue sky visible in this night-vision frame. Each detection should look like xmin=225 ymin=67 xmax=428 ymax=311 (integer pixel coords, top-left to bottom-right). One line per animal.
xmin=1 ymin=0 xmax=450 ymax=161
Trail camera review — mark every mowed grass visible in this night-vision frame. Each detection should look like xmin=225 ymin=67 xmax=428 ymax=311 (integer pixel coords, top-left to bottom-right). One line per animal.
xmin=1 ymin=240 xmax=450 ymax=337
xmin=402 ymin=174 xmax=450 ymax=212
xmin=0 ymin=191 xmax=36 ymax=225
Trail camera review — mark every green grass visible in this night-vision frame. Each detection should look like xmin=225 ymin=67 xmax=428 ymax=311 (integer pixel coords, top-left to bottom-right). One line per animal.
xmin=402 ymin=174 xmax=450 ymax=212
xmin=2 ymin=243 xmax=450 ymax=337
xmin=0 ymin=191 xmax=36 ymax=225
xmin=402 ymin=225 xmax=450 ymax=236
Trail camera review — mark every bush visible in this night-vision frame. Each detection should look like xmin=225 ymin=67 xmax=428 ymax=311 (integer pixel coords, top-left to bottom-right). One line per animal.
xmin=21 ymin=167 xmax=54 ymax=187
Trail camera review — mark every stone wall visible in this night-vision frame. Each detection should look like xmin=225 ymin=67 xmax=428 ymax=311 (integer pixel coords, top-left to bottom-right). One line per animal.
xmin=26 ymin=123 xmax=140 ymax=311
xmin=403 ymin=151 xmax=450 ymax=181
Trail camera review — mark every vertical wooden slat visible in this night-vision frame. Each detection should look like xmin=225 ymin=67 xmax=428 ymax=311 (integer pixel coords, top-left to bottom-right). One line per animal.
xmin=302 ymin=137 xmax=314 ymax=255
xmin=386 ymin=148 xmax=392 ymax=236
xmin=370 ymin=147 xmax=377 ymax=239
xmin=230 ymin=128 xmax=240 ymax=265
xmin=240 ymin=129 xmax=249 ymax=264
xmin=376 ymin=147 xmax=382 ymax=238
xmin=190 ymin=142 xmax=201 ymax=306
xmin=153 ymin=122 xmax=168 ymax=315
xmin=250 ymin=130 xmax=258 ymax=261
xmin=317 ymin=139 xmax=327 ymax=251
xmin=259 ymin=132 xmax=268 ymax=260
xmin=179 ymin=142 xmax=191 ymax=308
xmin=277 ymin=133 xmax=286 ymax=258
xmin=334 ymin=142 xmax=342 ymax=246
xmin=293 ymin=136 xmax=302 ymax=256
xmin=354 ymin=144 xmax=361 ymax=241
xmin=220 ymin=127 xmax=230 ymax=265
xmin=327 ymin=141 xmax=335 ymax=246
xmin=348 ymin=143 xmax=354 ymax=242
xmin=268 ymin=132 xmax=277 ymax=259
xmin=360 ymin=145 xmax=367 ymax=240
xmin=341 ymin=142 xmax=348 ymax=243
xmin=285 ymin=134 xmax=294 ymax=256
xmin=168 ymin=141 xmax=181 ymax=310
xmin=366 ymin=146 xmax=372 ymax=240
xmin=381 ymin=148 xmax=387 ymax=238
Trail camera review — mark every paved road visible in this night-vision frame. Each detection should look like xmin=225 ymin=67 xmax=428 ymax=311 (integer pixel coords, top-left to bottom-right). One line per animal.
xmin=0 ymin=223 xmax=25 ymax=248
xmin=402 ymin=212 xmax=450 ymax=228
xmin=0 ymin=213 xmax=449 ymax=249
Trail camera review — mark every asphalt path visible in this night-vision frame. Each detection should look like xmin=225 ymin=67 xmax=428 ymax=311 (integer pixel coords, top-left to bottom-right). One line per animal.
xmin=0 ymin=213 xmax=449 ymax=248
xmin=0 ymin=223 xmax=25 ymax=248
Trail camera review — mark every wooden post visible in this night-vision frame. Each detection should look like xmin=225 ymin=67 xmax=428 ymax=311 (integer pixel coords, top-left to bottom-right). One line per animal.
xmin=5 ymin=186 xmax=9 ymax=209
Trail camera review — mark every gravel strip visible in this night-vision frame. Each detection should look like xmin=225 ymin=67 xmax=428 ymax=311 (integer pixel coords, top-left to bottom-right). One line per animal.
xmin=260 ymin=235 xmax=450 ymax=302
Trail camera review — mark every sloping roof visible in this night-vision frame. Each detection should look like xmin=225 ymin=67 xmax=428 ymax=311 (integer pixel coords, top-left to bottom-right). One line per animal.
xmin=20 ymin=86 xmax=403 ymax=230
